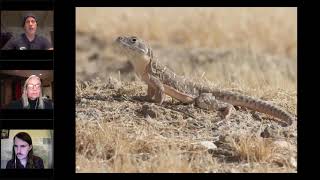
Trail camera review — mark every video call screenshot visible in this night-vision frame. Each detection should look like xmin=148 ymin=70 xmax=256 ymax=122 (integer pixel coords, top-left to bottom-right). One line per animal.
xmin=0 ymin=0 xmax=300 ymax=178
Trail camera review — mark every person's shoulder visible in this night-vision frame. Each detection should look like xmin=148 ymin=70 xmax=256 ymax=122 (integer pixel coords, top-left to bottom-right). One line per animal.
xmin=32 ymin=155 xmax=44 ymax=169
xmin=6 ymin=100 xmax=23 ymax=109
xmin=19 ymin=33 xmax=26 ymax=38
xmin=36 ymin=35 xmax=52 ymax=49
xmin=33 ymin=155 xmax=44 ymax=161
xmin=10 ymin=34 xmax=25 ymax=42
xmin=37 ymin=35 xmax=50 ymax=42
xmin=32 ymin=155 xmax=44 ymax=165
xmin=7 ymin=33 xmax=25 ymax=42
xmin=7 ymin=34 xmax=23 ymax=41
xmin=6 ymin=159 xmax=14 ymax=164
xmin=43 ymin=98 xmax=54 ymax=109
xmin=6 ymin=159 xmax=15 ymax=168
xmin=1 ymin=34 xmax=21 ymax=50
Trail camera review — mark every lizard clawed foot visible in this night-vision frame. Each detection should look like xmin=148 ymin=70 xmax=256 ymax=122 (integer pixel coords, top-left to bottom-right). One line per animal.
xmin=195 ymin=93 xmax=217 ymax=110
xmin=218 ymin=105 xmax=235 ymax=120
xmin=195 ymin=93 xmax=235 ymax=120
xmin=153 ymin=89 xmax=165 ymax=105
xmin=143 ymin=95 xmax=154 ymax=103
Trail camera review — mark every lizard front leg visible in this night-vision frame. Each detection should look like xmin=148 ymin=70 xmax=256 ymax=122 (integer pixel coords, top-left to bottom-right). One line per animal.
xmin=147 ymin=85 xmax=156 ymax=100
xmin=142 ymin=73 xmax=165 ymax=105
xmin=195 ymin=93 xmax=235 ymax=119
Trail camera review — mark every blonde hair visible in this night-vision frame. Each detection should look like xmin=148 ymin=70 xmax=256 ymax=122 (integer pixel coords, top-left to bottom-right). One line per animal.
xmin=22 ymin=75 xmax=44 ymax=109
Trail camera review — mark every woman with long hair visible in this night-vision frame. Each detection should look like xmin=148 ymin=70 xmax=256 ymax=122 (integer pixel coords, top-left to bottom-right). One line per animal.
xmin=6 ymin=75 xmax=53 ymax=109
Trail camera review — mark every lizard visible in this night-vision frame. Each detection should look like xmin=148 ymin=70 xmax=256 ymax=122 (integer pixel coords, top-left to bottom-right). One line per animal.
xmin=114 ymin=35 xmax=294 ymax=126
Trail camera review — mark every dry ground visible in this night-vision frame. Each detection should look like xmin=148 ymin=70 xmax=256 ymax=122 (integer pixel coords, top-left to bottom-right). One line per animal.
xmin=76 ymin=7 xmax=297 ymax=173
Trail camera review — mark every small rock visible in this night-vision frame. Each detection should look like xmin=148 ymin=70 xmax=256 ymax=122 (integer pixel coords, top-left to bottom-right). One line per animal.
xmin=200 ymin=141 xmax=217 ymax=150
xmin=273 ymin=140 xmax=291 ymax=149
xmin=205 ymin=170 xmax=218 ymax=173
xmin=88 ymin=52 xmax=99 ymax=61
xmin=86 ymin=108 xmax=103 ymax=119
xmin=283 ymin=131 xmax=296 ymax=138
xmin=106 ymin=77 xmax=122 ymax=89
xmin=230 ymin=168 xmax=240 ymax=173
xmin=289 ymin=157 xmax=297 ymax=168
xmin=260 ymin=127 xmax=271 ymax=138
xmin=141 ymin=104 xmax=157 ymax=118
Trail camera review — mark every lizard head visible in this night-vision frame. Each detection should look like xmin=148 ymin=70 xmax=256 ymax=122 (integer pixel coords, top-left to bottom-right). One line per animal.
xmin=114 ymin=36 xmax=154 ymax=76
xmin=115 ymin=36 xmax=153 ymax=59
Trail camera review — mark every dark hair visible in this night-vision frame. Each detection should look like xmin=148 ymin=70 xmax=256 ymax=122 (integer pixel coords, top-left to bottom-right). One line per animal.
xmin=12 ymin=132 xmax=35 ymax=168
xmin=22 ymin=14 xmax=37 ymax=27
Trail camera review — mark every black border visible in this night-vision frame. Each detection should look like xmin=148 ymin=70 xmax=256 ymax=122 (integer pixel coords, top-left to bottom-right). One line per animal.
xmin=0 ymin=60 xmax=53 ymax=69
xmin=54 ymin=0 xmax=75 ymax=178
xmin=0 ymin=110 xmax=53 ymax=120
xmin=1 ymin=0 xmax=305 ymax=178
xmin=1 ymin=0 xmax=53 ymax=10
xmin=0 ymin=51 xmax=54 ymax=60
xmin=0 ymin=120 xmax=53 ymax=129
xmin=0 ymin=0 xmax=55 ymax=178
xmin=0 ymin=169 xmax=54 ymax=177
xmin=73 ymin=1 xmax=301 ymax=178
xmin=75 ymin=0 xmax=299 ymax=7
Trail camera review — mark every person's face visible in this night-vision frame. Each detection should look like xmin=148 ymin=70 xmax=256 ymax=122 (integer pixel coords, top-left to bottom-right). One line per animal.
xmin=14 ymin=137 xmax=32 ymax=161
xmin=24 ymin=17 xmax=37 ymax=35
xmin=26 ymin=77 xmax=41 ymax=100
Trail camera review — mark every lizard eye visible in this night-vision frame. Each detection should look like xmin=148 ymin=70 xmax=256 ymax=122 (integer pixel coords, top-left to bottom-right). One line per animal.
xmin=131 ymin=37 xmax=137 ymax=43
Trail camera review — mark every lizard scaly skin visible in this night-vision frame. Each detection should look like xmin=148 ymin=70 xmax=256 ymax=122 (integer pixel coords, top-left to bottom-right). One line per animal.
xmin=114 ymin=36 xmax=294 ymax=126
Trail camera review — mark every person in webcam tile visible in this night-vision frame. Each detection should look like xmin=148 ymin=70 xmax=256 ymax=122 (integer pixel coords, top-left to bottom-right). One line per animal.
xmin=6 ymin=132 xmax=44 ymax=169
xmin=6 ymin=75 xmax=53 ymax=109
xmin=1 ymin=13 xmax=53 ymax=50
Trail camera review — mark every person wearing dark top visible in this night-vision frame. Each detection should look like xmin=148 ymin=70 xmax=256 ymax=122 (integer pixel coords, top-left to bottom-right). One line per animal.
xmin=1 ymin=13 xmax=53 ymax=50
xmin=6 ymin=132 xmax=44 ymax=169
xmin=6 ymin=98 xmax=53 ymax=109
xmin=6 ymin=75 xmax=53 ymax=109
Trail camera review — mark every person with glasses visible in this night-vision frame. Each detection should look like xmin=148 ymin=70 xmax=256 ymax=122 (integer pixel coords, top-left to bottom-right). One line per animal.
xmin=1 ymin=13 xmax=53 ymax=50
xmin=6 ymin=75 xmax=53 ymax=109
xmin=6 ymin=132 xmax=44 ymax=169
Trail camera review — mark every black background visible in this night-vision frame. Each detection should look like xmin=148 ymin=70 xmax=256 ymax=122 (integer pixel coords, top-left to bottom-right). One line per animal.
xmin=0 ymin=0 xmax=305 ymax=179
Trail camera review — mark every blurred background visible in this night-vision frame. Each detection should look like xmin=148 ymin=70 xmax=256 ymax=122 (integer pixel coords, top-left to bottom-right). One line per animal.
xmin=76 ymin=7 xmax=296 ymax=59
xmin=76 ymin=7 xmax=297 ymax=91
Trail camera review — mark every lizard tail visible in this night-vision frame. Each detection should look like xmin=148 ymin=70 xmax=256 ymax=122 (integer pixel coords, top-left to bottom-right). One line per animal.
xmin=214 ymin=91 xmax=294 ymax=126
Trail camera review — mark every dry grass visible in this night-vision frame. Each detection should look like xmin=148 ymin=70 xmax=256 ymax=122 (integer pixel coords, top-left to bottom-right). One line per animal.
xmin=76 ymin=118 xmax=216 ymax=173
xmin=76 ymin=7 xmax=297 ymax=173
xmin=75 ymin=78 xmax=297 ymax=173
xmin=76 ymin=119 xmax=295 ymax=173
xmin=232 ymin=136 xmax=280 ymax=163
